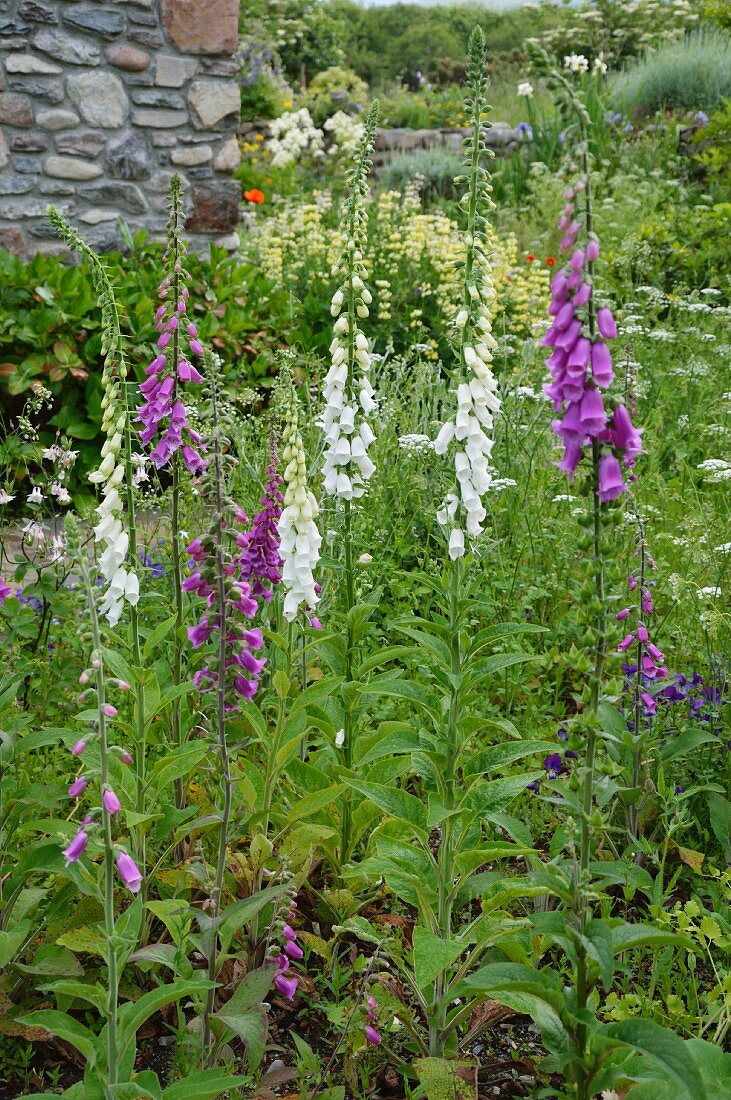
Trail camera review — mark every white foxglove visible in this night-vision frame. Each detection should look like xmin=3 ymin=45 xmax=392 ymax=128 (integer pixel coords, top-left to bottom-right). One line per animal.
xmin=434 ymin=41 xmax=502 ymax=560
xmin=278 ymin=375 xmax=322 ymax=621
xmin=319 ymin=105 xmax=379 ymax=503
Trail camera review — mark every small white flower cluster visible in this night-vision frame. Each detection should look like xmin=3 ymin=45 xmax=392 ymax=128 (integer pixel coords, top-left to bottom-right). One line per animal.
xmin=398 ymin=433 xmax=435 ymax=455
xmin=266 ymin=108 xmax=324 ymax=168
xmin=697 ymin=458 xmax=731 ymax=483
xmin=323 ymin=111 xmax=365 ymax=159
xmin=593 ymin=53 xmax=607 ymax=75
xmin=278 ymin=383 xmax=322 ymax=621
xmin=564 ymin=54 xmax=589 ymax=73
xmin=517 ymin=80 xmax=534 ymax=98
xmin=88 ymin=376 xmax=139 ymax=626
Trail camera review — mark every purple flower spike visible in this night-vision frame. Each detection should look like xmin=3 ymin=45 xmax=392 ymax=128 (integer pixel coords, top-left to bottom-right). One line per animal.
xmin=365 ymin=1025 xmax=382 ymax=1045
xmin=597 ymin=307 xmax=617 ymax=340
xmin=285 ymin=940 xmax=304 ymax=960
xmin=71 ymin=739 xmax=86 ymax=757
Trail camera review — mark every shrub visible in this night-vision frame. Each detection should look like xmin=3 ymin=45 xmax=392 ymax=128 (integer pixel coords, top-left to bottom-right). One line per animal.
xmin=612 ymin=27 xmax=731 ymax=112
xmin=379 ymin=147 xmax=464 ymax=203
xmin=306 ymin=65 xmax=369 ymax=124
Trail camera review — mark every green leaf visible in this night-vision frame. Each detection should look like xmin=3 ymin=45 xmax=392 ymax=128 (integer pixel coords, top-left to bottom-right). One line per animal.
xmin=464 ymin=740 xmax=556 ymax=777
xmin=412 ymin=926 xmax=466 ymax=989
xmin=150 ymin=745 xmax=209 ymax=795
xmin=660 ymin=728 xmax=719 ymax=762
xmin=0 ymin=921 xmax=31 ymax=968
xmin=215 ymin=966 xmax=273 ymax=1072
xmin=583 ymin=919 xmax=615 ymax=989
xmin=162 ymin=1071 xmax=252 ymax=1100
xmin=607 ymin=1019 xmax=707 ymax=1099
xmin=610 ymin=923 xmax=695 ymax=955
xmin=118 ymin=980 xmax=213 ymax=1059
xmin=142 ymin=615 xmax=178 ymax=662
xmin=344 ymin=778 xmax=427 ymax=834
xmin=286 ymin=783 xmax=347 ymax=825
xmin=38 ymin=979 xmax=107 ymax=1014
xmin=359 ymin=675 xmax=441 ymax=720
xmin=15 ymin=1010 xmax=97 ymax=1065
xmin=414 ymin=1057 xmax=477 ymax=1100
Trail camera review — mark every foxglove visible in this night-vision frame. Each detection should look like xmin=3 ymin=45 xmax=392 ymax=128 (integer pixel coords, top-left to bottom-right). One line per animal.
xmin=277 ymin=371 xmax=322 ymax=621
xmin=434 ymin=31 xmax=501 ymax=559
xmin=320 ymin=103 xmax=379 ymax=502
xmin=136 ymin=175 xmax=205 ymax=475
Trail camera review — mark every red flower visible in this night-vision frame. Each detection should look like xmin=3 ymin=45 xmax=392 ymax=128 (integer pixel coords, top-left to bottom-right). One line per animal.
xmin=244 ymin=188 xmax=265 ymax=204
xmin=526 ymin=253 xmax=536 ymax=262
xmin=545 ymin=256 xmax=556 ymax=266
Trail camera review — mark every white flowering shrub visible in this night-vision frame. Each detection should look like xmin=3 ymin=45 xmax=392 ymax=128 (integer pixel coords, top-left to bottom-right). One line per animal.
xmin=266 ymin=107 xmax=325 ymax=168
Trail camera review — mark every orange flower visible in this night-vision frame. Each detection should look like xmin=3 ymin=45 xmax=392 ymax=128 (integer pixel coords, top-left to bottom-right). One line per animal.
xmin=243 ymin=188 xmax=265 ymax=204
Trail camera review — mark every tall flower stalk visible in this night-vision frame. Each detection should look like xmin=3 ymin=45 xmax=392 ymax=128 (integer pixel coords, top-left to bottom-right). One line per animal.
xmin=529 ymin=42 xmax=645 ymax=1098
xmin=319 ymin=101 xmax=379 ymax=860
xmin=429 ymin=26 xmax=499 ymax=1056
xmin=63 ymin=515 xmax=142 ymax=1091
xmin=137 ymin=175 xmax=205 ymax=803
xmin=182 ymin=356 xmax=265 ymax=1055
xmin=49 ymin=209 xmax=149 ymax=867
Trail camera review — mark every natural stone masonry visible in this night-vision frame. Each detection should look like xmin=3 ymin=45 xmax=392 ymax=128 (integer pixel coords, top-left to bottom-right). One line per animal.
xmin=0 ymin=0 xmax=242 ymax=257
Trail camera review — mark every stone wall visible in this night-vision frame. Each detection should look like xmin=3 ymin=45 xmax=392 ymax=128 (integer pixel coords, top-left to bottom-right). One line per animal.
xmin=0 ymin=0 xmax=242 ymax=258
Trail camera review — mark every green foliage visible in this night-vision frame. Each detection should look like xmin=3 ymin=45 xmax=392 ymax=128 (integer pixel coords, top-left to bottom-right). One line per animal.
xmin=307 ymin=65 xmax=369 ymax=124
xmin=380 ymin=148 xmax=464 ymax=204
xmin=612 ymin=27 xmax=731 ymax=112
xmin=537 ymin=0 xmax=702 ymax=67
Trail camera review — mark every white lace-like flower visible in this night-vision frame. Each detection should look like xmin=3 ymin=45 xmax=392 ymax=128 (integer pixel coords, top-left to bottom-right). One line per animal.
xmin=517 ymin=81 xmax=534 ymax=97
xmin=278 ymin=382 xmax=322 ymax=621
xmin=323 ymin=111 xmax=365 ymax=158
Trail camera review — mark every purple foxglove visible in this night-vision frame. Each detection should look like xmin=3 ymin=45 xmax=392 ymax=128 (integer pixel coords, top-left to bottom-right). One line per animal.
xmin=103 ymin=788 xmax=122 ymax=815
xmin=116 ymin=850 xmax=142 ymax=893
xmin=63 ymin=828 xmax=88 ymax=865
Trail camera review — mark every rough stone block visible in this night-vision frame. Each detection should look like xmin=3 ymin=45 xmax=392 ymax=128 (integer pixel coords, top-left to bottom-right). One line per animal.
xmin=18 ymin=2 xmax=58 ymax=24
xmin=63 ymin=8 xmax=126 ymax=39
xmin=106 ymin=44 xmax=150 ymax=71
xmin=213 ymin=135 xmax=240 ymax=172
xmin=0 ymin=226 xmax=25 ymax=254
xmin=10 ymin=131 xmax=48 ymax=152
xmin=0 ymin=93 xmax=32 ymax=127
xmin=188 ymin=80 xmax=239 ymax=130
xmin=132 ymin=108 xmax=187 ymax=128
xmin=170 ymin=143 xmax=211 ymax=166
xmin=78 ymin=181 xmax=147 ymax=214
xmin=5 ymin=53 xmax=62 ymax=74
xmin=105 ymin=129 xmax=152 ymax=179
xmin=44 ymin=154 xmax=103 ymax=180
xmin=7 ymin=77 xmax=64 ymax=104
xmin=0 ymin=131 xmax=8 ymax=169
xmin=67 ymin=70 xmax=128 ymax=128
xmin=36 ymin=108 xmax=80 ymax=130
xmin=33 ymin=27 xmax=101 ymax=65
xmin=155 ymin=53 xmax=197 ymax=88
xmin=186 ymin=179 xmax=239 ymax=232
xmin=161 ymin=0 xmax=238 ymax=55
xmin=0 ymin=174 xmax=36 ymax=194
xmin=132 ymin=88 xmax=185 ymax=109
xmin=55 ymin=131 xmax=107 ymax=156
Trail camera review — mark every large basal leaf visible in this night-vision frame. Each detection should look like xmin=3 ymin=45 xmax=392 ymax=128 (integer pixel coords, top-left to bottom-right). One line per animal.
xmin=412 ymin=926 xmax=467 ymax=989
xmin=15 ymin=1009 xmax=97 ymax=1065
xmin=214 ymin=964 xmax=274 ymax=1071
xmin=414 ymin=1057 xmax=477 ymax=1100
xmin=117 ymin=979 xmax=214 ymax=1059
xmin=345 ymin=778 xmax=428 ymax=835
xmin=162 ymin=1070 xmax=253 ymax=1100
xmin=606 ymin=1019 xmax=707 ymax=1100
